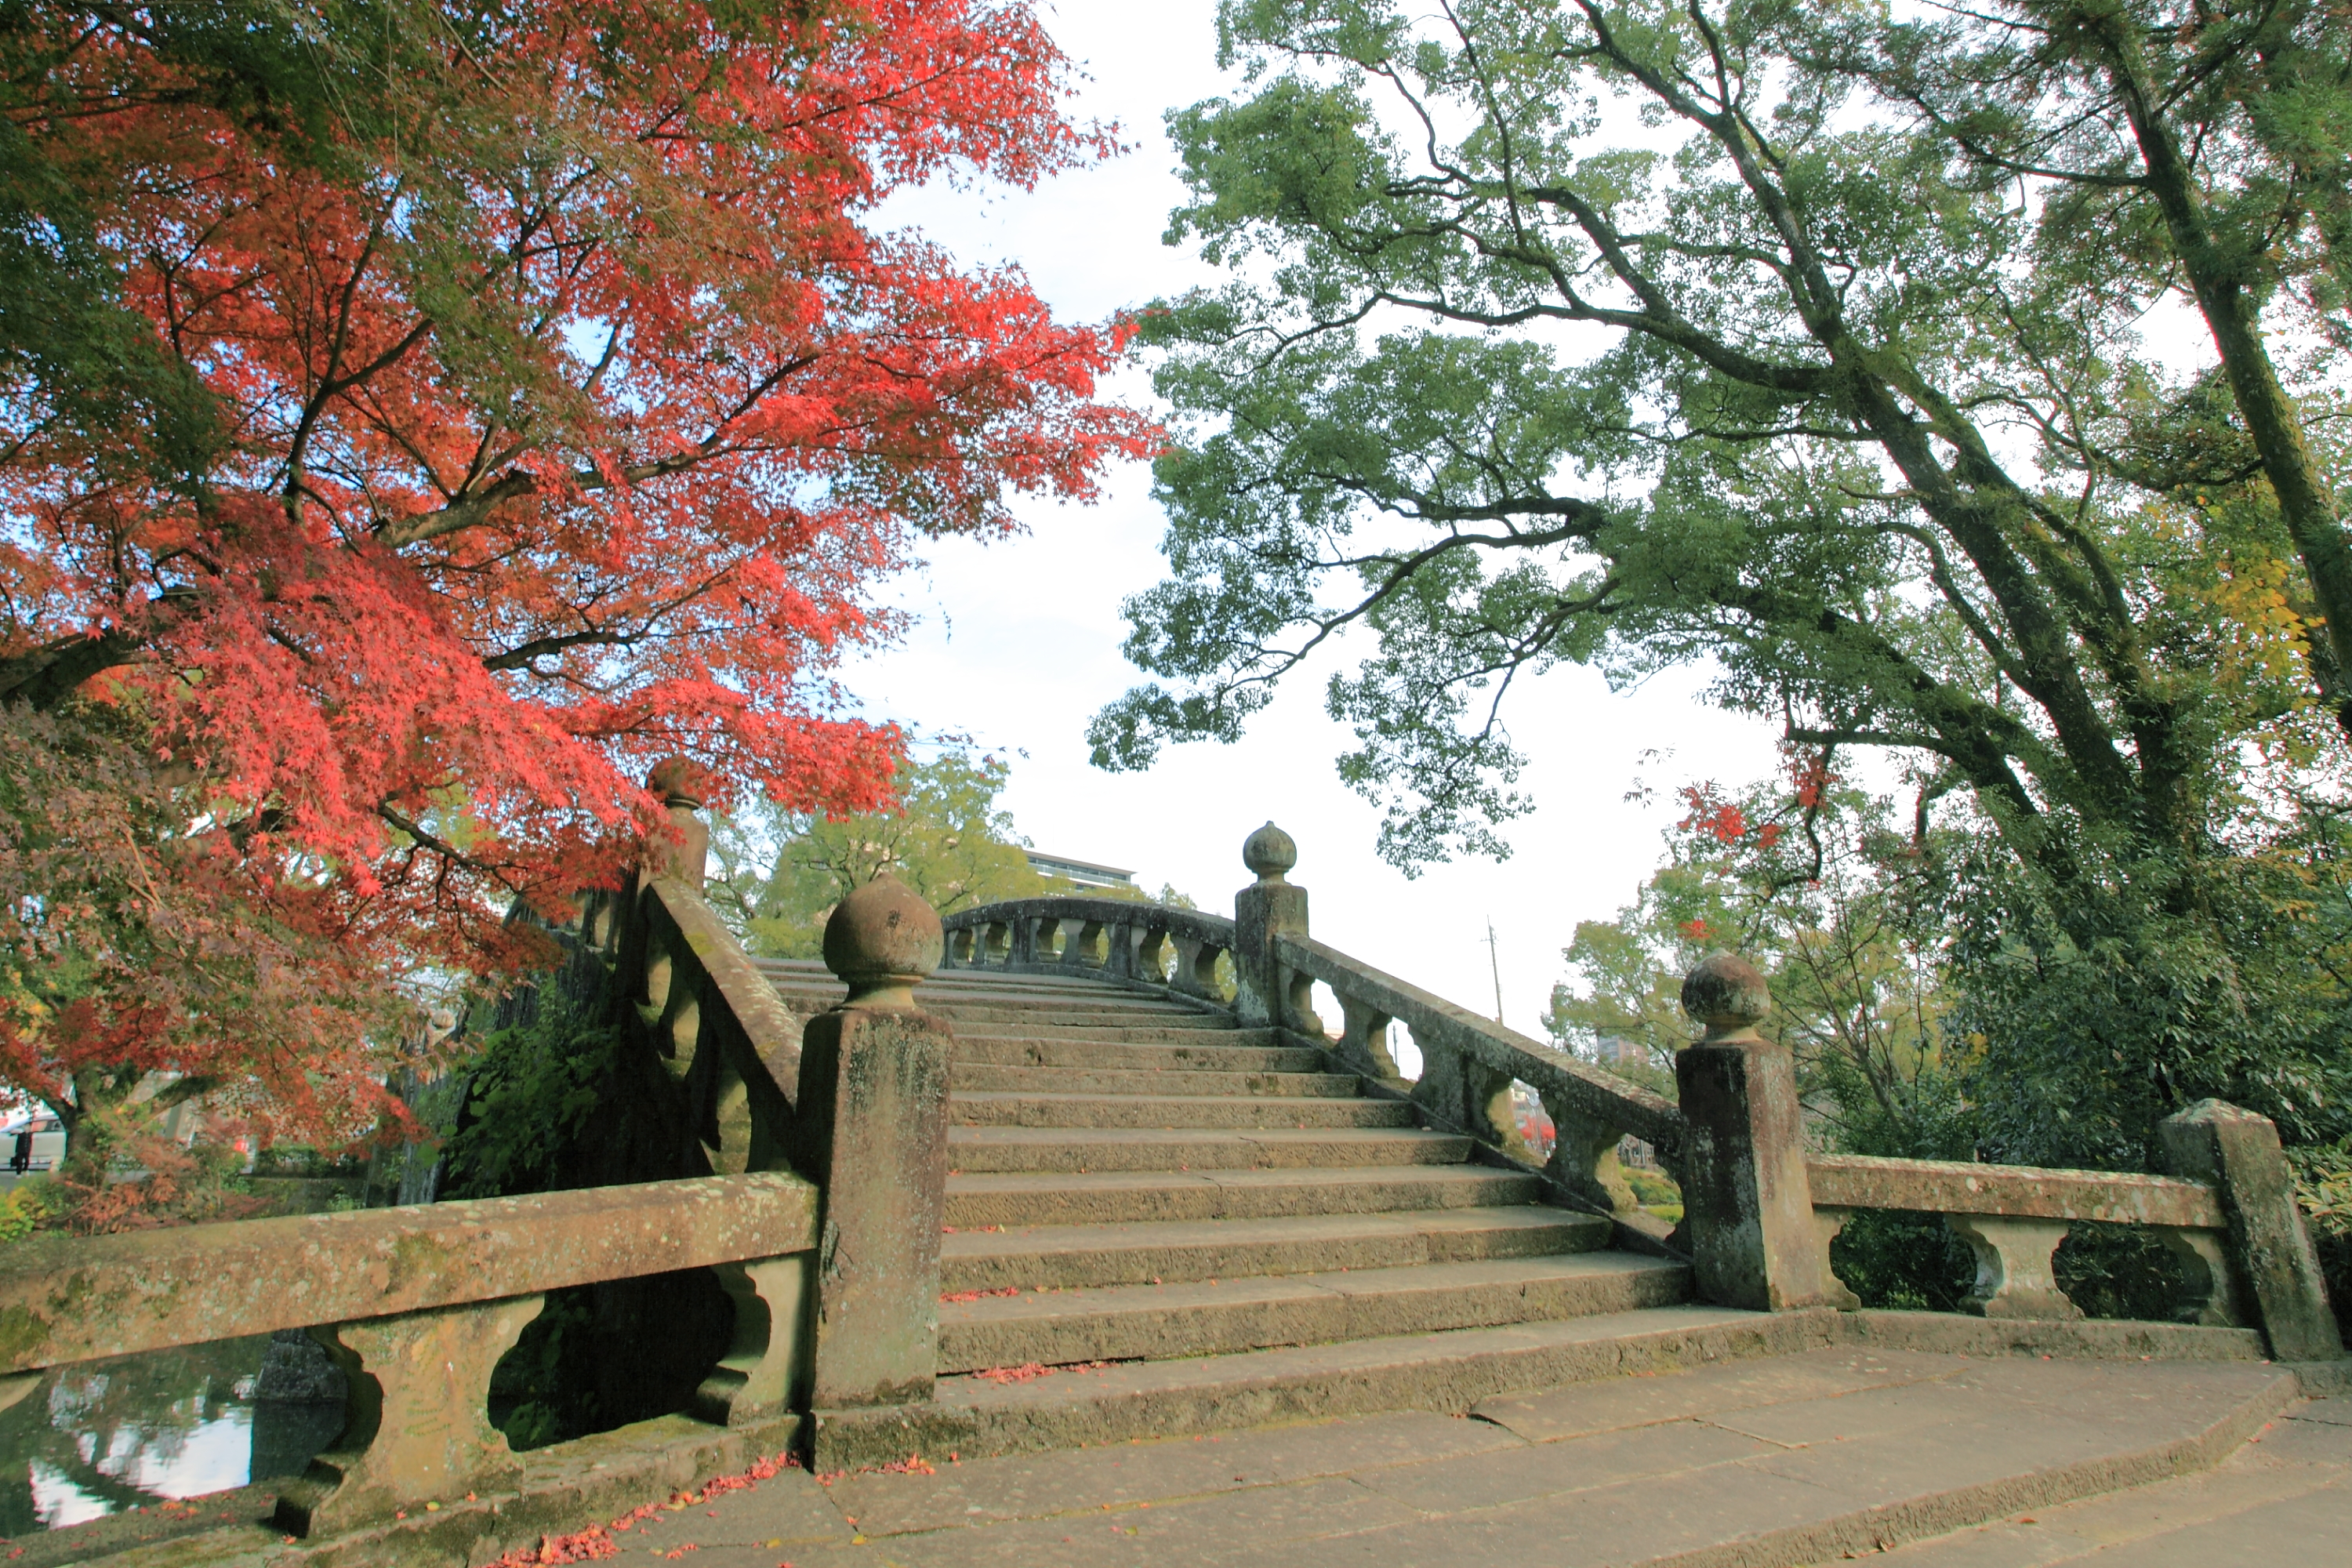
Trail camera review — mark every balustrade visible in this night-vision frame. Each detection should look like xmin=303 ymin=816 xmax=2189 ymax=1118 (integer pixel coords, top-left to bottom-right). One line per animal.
xmin=938 ymin=822 xmax=2344 ymax=1361
xmin=939 ymin=895 xmax=1238 ymax=1004
xmin=0 ymin=1174 xmax=817 ymax=1537
xmin=1806 ymin=1154 xmax=2240 ymax=1323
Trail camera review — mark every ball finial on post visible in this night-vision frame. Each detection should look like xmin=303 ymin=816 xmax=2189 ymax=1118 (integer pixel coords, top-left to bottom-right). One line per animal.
xmin=644 ymin=757 xmax=711 ymax=886
xmin=1242 ymin=821 xmax=1298 ymax=885
xmin=1681 ymin=951 xmax=1771 ymax=1044
xmin=822 ymin=872 xmax=944 ymax=1011
xmin=646 ymin=756 xmax=706 ymax=810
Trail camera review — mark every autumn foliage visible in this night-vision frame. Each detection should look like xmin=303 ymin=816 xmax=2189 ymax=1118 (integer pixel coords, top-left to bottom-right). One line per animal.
xmin=0 ymin=2 xmax=1149 ymax=1158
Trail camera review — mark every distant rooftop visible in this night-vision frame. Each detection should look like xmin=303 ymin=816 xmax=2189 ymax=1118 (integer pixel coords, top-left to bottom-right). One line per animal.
xmin=1025 ymin=851 xmax=1135 ymax=890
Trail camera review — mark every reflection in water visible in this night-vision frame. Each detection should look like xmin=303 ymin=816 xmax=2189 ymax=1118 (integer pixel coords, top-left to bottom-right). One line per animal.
xmin=0 ymin=1337 xmax=345 ymax=1535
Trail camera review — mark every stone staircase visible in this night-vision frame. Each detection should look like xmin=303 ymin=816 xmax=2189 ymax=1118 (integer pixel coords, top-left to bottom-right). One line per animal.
xmin=757 ymin=956 xmax=1783 ymax=1463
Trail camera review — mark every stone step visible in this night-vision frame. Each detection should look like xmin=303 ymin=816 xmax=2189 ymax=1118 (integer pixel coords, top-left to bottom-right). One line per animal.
xmin=946 ymin=1126 xmax=1476 ymax=1174
xmin=943 ymin=1163 xmax=1541 ymax=1228
xmin=950 ymin=1036 xmax=1320 ymax=1073
xmin=948 ymin=1091 xmax=1415 ymax=1131
xmin=950 ymin=1064 xmax=1359 ymax=1098
xmin=938 ymin=1252 xmax=1692 ymax=1372
xmin=810 ymin=1303 xmax=1819 ymax=1468
xmin=797 ymin=1340 xmax=2308 ymax=1559
xmin=938 ymin=1206 xmax=1610 ymax=1291
xmin=938 ymin=1018 xmax=1266 ymax=1041
xmin=768 ymin=991 xmax=1239 ymax=1030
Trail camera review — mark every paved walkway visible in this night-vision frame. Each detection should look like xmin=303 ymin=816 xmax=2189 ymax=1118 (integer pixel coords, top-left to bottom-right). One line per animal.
xmin=611 ymin=1348 xmax=2343 ymax=1566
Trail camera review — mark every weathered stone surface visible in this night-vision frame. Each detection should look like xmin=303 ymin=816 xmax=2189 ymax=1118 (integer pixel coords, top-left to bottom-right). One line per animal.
xmin=2160 ymin=1098 xmax=2346 ymax=1363
xmin=273 ymin=1294 xmax=544 ymax=1535
xmin=823 ymin=871 xmax=945 ymax=1009
xmin=694 ymin=1253 xmax=815 ymax=1427
xmin=644 ymin=757 xmax=713 ymax=887
xmin=1674 ymin=953 xmax=1839 ymax=1312
xmin=0 ymin=1171 xmax=815 ymax=1374
xmin=1809 ymin=1152 xmax=2225 ymax=1227
xmin=811 ymin=1305 xmax=1838 ymax=1468
xmin=1947 ymin=1214 xmax=2083 ymax=1319
xmin=936 ymin=1253 xmax=1685 ymax=1371
xmin=793 ymin=1005 xmax=953 ymax=1408
xmin=639 ymin=877 xmax=810 ymax=1171
xmin=1233 ymin=820 xmax=1312 ymax=1031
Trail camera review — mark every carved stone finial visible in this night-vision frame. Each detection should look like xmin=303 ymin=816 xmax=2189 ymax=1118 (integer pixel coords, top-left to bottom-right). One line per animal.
xmin=646 ymin=756 xmax=706 ymax=810
xmin=1681 ymin=950 xmax=1771 ymax=1042
xmin=1242 ymin=821 xmax=1298 ymax=884
xmin=822 ymin=871 xmax=943 ymax=1010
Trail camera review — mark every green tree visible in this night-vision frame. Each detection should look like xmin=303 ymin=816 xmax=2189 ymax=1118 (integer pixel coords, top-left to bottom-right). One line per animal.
xmin=1547 ymin=764 xmax=1965 ymax=1156
xmin=1825 ymin=0 xmax=2352 ymax=730
xmin=711 ymin=750 xmax=1071 ymax=956
xmin=1087 ymin=0 xmax=2352 ymax=1167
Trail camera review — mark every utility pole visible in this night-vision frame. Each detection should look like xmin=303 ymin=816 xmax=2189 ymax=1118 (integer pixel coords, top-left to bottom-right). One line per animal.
xmin=1486 ymin=919 xmax=1504 ymax=1026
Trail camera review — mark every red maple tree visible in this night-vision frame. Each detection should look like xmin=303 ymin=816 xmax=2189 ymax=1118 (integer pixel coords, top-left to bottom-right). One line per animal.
xmin=0 ymin=2 xmax=1150 ymax=1165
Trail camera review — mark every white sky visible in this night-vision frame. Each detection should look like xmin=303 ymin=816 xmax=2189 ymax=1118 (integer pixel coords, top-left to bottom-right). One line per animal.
xmin=848 ymin=0 xmax=1784 ymax=1029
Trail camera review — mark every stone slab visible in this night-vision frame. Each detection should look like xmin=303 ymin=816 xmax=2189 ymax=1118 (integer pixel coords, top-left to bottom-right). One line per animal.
xmin=1472 ymin=1344 xmax=1966 ymax=1441
xmin=1877 ymin=1396 xmax=2352 ymax=1564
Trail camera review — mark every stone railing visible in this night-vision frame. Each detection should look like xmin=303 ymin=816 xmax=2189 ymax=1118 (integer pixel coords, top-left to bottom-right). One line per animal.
xmin=1655 ymin=950 xmax=2344 ymax=1354
xmin=0 ymin=1173 xmax=816 ymax=1538
xmin=940 ymin=824 xmax=1688 ymax=1252
xmin=1806 ymin=1153 xmax=2230 ymax=1322
xmin=585 ymin=762 xmax=955 ymax=1413
xmin=935 ymin=822 xmax=2345 ymax=1364
xmin=939 ymin=895 xmax=1239 ymax=1005
xmin=1271 ymin=932 xmax=1684 ymax=1240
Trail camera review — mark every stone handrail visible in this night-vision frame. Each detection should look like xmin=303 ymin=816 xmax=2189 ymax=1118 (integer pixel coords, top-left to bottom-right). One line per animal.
xmin=598 ymin=764 xmax=956 ymax=1415
xmin=1272 ymin=931 xmax=1685 ymax=1229
xmin=0 ymin=1172 xmax=816 ymax=1537
xmin=940 ymin=895 xmax=1240 ymax=1004
xmin=938 ymin=826 xmax=2342 ymax=1365
xmin=1803 ymin=1152 xmax=2239 ymax=1325
xmin=935 ymin=866 xmax=1685 ymax=1242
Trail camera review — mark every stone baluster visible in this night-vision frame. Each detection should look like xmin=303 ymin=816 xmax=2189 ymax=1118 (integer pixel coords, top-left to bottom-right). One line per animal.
xmin=692 ymin=1254 xmax=815 ymax=1425
xmin=789 ymin=873 xmax=952 ymax=1409
xmin=1133 ymin=924 xmax=1171 ymax=985
xmin=1333 ymin=993 xmax=1404 ymax=1087
xmin=2156 ymin=1227 xmax=2244 ymax=1327
xmin=273 ymin=1296 xmax=545 ymax=1535
xmin=1539 ymin=1096 xmax=1639 ymax=1217
xmin=1674 ymin=953 xmax=1842 ymax=1311
xmin=1410 ymin=1040 xmax=1520 ymax=1157
xmin=1946 ymin=1215 xmax=2081 ymax=1319
xmin=1169 ymin=933 xmax=1223 ymax=1001
xmin=2159 ymin=1099 xmax=2343 ymax=1360
xmin=1233 ymin=822 xmax=1312 ymax=1031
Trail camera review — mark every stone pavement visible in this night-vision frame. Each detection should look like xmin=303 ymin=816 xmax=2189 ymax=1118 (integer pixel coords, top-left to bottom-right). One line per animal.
xmin=599 ymin=1347 xmax=2330 ymax=1568
xmin=1877 ymin=1388 xmax=2352 ymax=1563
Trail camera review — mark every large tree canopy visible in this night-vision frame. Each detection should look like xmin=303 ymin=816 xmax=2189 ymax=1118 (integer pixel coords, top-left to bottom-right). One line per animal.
xmin=1092 ymin=0 xmax=2352 ymax=1171
xmin=0 ymin=1 xmax=1148 ymax=1160
xmin=1093 ymin=0 xmax=2350 ymax=871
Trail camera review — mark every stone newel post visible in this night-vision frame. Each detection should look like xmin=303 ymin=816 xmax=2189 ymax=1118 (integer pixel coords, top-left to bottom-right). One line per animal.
xmin=644 ymin=757 xmax=711 ymax=887
xmin=1674 ymin=953 xmax=1839 ymax=1312
xmin=2159 ymin=1099 xmax=2343 ymax=1362
xmin=1233 ymin=821 xmax=1312 ymax=1032
xmin=791 ymin=873 xmax=953 ymax=1410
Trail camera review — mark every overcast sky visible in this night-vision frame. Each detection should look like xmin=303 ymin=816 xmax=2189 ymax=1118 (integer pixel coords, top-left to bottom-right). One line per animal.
xmin=849 ymin=0 xmax=1787 ymax=1035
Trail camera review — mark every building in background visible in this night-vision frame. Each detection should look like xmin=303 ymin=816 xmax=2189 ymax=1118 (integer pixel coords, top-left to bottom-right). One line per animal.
xmin=1025 ymin=851 xmax=1134 ymax=891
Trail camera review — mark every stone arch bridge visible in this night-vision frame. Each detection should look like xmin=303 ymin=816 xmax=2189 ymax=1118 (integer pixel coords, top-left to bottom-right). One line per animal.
xmin=3 ymin=781 xmax=2345 ymax=1566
